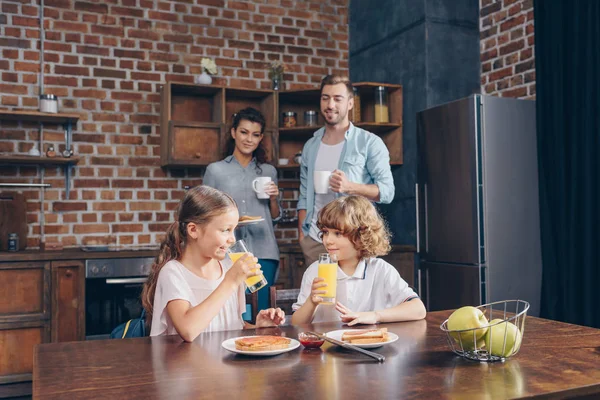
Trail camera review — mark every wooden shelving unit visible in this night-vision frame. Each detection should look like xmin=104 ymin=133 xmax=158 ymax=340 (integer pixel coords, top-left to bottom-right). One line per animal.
xmin=0 ymin=109 xmax=80 ymax=196
xmin=159 ymin=81 xmax=403 ymax=168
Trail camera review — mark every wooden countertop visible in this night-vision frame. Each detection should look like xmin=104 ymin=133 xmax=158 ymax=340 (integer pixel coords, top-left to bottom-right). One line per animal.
xmin=0 ymin=244 xmax=417 ymax=262
xmin=0 ymin=248 xmax=159 ymax=262
xmin=33 ymin=311 xmax=600 ymax=399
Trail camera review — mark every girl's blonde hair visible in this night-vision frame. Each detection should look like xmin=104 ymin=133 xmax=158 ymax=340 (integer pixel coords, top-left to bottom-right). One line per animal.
xmin=141 ymin=185 xmax=236 ymax=321
xmin=317 ymin=195 xmax=391 ymax=259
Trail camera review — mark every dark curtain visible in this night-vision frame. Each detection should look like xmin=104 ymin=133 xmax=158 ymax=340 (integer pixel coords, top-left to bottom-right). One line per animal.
xmin=535 ymin=0 xmax=600 ymax=328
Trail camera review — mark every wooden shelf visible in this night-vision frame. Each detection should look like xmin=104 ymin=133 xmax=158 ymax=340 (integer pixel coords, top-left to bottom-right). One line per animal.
xmin=0 ymin=155 xmax=80 ymax=166
xmin=278 ymin=122 xmax=400 ymax=137
xmin=0 ymin=110 xmax=79 ymax=124
xmin=357 ymin=122 xmax=402 ymax=134
xmin=277 ymin=163 xmax=300 ymax=169
xmin=160 ymin=81 xmax=403 ymax=167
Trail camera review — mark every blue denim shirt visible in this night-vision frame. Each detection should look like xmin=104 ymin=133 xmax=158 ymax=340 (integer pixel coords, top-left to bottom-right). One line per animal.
xmin=297 ymin=123 xmax=395 ymax=235
xmin=203 ymin=156 xmax=281 ymax=260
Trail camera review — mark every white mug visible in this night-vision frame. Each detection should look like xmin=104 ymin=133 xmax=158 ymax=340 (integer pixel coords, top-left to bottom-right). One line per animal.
xmin=252 ymin=177 xmax=272 ymax=199
xmin=314 ymin=171 xmax=332 ymax=194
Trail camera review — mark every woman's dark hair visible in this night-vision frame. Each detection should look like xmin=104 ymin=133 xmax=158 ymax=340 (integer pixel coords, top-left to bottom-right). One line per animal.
xmin=224 ymin=107 xmax=268 ymax=169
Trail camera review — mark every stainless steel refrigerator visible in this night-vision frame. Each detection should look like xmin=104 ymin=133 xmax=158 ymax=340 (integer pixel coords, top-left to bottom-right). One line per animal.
xmin=416 ymin=95 xmax=542 ymax=317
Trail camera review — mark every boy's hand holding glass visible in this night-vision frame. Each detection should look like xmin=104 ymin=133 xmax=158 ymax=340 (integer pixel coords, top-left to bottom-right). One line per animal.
xmin=255 ymin=308 xmax=286 ymax=327
xmin=336 ymin=302 xmax=381 ymax=326
xmin=309 ymin=277 xmax=329 ymax=305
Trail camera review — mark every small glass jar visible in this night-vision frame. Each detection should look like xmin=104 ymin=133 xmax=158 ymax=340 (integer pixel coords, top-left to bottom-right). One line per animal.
xmin=39 ymin=94 xmax=58 ymax=114
xmin=282 ymin=111 xmax=297 ymax=127
xmin=304 ymin=110 xmax=318 ymax=126
xmin=374 ymin=86 xmax=389 ymax=123
xmin=351 ymin=87 xmax=361 ymax=123
xmin=8 ymin=233 xmax=18 ymax=252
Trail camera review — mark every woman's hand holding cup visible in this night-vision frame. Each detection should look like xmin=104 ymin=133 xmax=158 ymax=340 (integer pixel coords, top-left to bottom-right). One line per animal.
xmin=264 ymin=181 xmax=280 ymax=200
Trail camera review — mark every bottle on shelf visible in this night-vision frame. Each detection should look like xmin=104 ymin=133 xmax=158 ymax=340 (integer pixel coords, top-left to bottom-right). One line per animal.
xmin=374 ymin=86 xmax=389 ymax=123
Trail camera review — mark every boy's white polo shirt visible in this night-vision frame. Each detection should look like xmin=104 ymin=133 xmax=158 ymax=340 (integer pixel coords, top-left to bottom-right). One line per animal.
xmin=292 ymin=257 xmax=418 ymax=323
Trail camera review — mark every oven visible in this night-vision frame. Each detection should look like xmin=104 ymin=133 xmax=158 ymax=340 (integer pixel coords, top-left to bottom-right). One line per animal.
xmin=85 ymin=257 xmax=154 ymax=340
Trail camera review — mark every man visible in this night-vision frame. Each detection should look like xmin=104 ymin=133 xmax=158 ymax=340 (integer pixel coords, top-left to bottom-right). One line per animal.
xmin=297 ymin=75 xmax=395 ymax=267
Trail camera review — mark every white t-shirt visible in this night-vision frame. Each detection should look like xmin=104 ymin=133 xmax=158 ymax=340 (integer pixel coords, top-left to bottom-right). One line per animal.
xmin=150 ymin=259 xmax=246 ymax=336
xmin=292 ymin=257 xmax=419 ymax=323
xmin=309 ymin=140 xmax=345 ymax=242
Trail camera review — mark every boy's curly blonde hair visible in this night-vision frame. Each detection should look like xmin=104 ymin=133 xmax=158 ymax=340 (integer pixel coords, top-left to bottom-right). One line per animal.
xmin=317 ymin=196 xmax=391 ymax=259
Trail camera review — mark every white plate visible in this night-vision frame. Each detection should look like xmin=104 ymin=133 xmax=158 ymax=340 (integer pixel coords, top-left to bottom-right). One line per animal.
xmin=222 ymin=336 xmax=300 ymax=356
xmin=325 ymin=329 xmax=399 ymax=349
xmin=237 ymin=218 xmax=265 ymax=226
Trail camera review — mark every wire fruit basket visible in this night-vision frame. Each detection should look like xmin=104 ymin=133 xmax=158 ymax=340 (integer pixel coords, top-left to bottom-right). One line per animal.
xmin=440 ymin=299 xmax=529 ymax=362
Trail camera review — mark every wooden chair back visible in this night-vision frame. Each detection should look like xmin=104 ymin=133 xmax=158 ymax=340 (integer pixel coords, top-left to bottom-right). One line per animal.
xmin=269 ymin=287 xmax=300 ymax=315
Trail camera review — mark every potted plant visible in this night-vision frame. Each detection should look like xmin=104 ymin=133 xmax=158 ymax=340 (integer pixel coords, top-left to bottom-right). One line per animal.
xmin=268 ymin=61 xmax=286 ymax=90
xmin=196 ymin=57 xmax=218 ymax=85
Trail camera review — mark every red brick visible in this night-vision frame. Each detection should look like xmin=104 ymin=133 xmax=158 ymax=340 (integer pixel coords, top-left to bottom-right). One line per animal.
xmin=113 ymin=223 xmax=144 ymax=232
xmin=93 ymin=202 xmax=127 ymax=211
xmin=53 ymin=202 xmax=87 ymax=212
xmin=501 ymin=86 xmax=528 ymax=98
xmin=499 ymin=39 xmax=525 ymax=56
xmin=75 ymin=1 xmax=108 ymax=14
xmin=500 ymin=15 xmax=526 ymax=32
xmin=55 ymin=65 xmax=90 ymax=76
xmin=488 ymin=67 xmax=513 ymax=82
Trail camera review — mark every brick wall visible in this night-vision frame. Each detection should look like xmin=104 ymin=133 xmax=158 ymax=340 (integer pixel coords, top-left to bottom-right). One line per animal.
xmin=480 ymin=0 xmax=535 ymax=99
xmin=0 ymin=0 xmax=349 ymax=249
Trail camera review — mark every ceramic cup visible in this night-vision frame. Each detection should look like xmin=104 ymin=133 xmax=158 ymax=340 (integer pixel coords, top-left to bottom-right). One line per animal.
xmin=314 ymin=171 xmax=332 ymax=194
xmin=252 ymin=177 xmax=272 ymax=199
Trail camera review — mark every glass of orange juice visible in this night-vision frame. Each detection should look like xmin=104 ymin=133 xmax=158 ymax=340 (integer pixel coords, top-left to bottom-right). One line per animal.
xmin=317 ymin=253 xmax=337 ymax=304
xmin=227 ymin=239 xmax=267 ymax=293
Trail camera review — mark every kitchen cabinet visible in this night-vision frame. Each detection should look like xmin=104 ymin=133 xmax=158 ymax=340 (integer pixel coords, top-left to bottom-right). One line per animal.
xmin=0 ymin=261 xmax=51 ymax=396
xmin=51 ymin=260 xmax=85 ymax=343
xmin=0 ymin=249 xmax=156 ymax=398
xmin=159 ymin=82 xmax=403 ymax=168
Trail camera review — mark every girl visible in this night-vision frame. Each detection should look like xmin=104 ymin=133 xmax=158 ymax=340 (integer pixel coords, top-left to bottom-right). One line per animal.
xmin=141 ymin=185 xmax=285 ymax=342
xmin=203 ymin=107 xmax=281 ymax=313
xmin=291 ymin=195 xmax=426 ymax=325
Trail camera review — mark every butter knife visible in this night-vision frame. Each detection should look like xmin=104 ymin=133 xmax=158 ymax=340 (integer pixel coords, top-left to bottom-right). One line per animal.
xmin=306 ymin=331 xmax=385 ymax=362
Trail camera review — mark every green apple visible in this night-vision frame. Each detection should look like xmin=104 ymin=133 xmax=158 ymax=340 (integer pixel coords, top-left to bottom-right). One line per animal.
xmin=447 ymin=306 xmax=489 ymax=351
xmin=485 ymin=319 xmax=522 ymax=357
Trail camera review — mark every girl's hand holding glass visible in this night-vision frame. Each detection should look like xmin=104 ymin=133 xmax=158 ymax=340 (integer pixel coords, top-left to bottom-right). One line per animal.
xmin=225 ymin=252 xmax=261 ymax=286
xmin=309 ymin=277 xmax=329 ymax=305
xmin=336 ymin=302 xmax=380 ymax=326
xmin=256 ymin=307 xmax=286 ymax=327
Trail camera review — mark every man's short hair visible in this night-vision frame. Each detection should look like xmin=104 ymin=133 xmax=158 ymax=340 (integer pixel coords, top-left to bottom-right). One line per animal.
xmin=320 ymin=75 xmax=354 ymax=97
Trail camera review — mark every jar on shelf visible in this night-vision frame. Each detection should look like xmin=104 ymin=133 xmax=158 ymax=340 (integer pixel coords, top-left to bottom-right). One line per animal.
xmin=39 ymin=94 xmax=58 ymax=114
xmin=304 ymin=110 xmax=318 ymax=127
xmin=8 ymin=233 xmax=19 ymax=252
xmin=351 ymin=87 xmax=361 ymax=123
xmin=282 ymin=111 xmax=297 ymax=127
xmin=374 ymin=86 xmax=389 ymax=123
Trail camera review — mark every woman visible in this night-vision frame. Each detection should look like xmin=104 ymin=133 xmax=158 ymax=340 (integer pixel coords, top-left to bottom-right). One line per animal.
xmin=202 ymin=107 xmax=281 ymax=313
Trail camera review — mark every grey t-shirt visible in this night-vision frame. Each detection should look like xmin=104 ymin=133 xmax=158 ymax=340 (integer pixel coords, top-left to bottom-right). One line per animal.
xmin=203 ymin=155 xmax=281 ymax=261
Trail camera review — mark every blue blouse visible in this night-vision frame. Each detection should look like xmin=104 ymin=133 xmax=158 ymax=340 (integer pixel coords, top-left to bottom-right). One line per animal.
xmin=203 ymin=155 xmax=281 ymax=260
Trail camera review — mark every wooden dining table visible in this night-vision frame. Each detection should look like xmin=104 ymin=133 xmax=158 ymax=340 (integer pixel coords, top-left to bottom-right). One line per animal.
xmin=33 ymin=310 xmax=600 ymax=399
